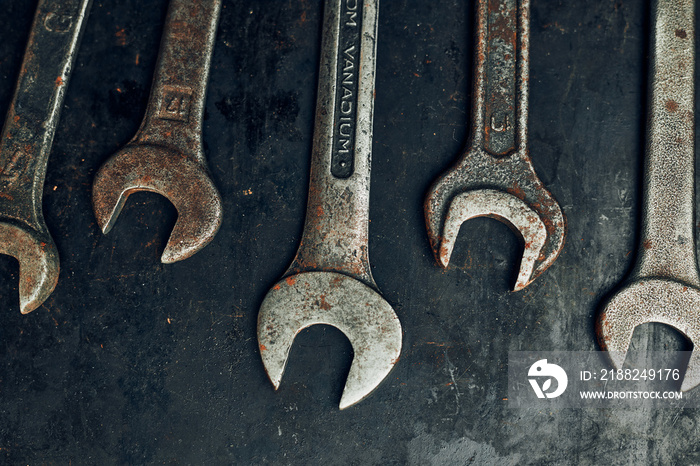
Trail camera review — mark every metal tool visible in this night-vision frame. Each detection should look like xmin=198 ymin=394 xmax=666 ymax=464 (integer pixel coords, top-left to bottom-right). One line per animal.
xmin=0 ymin=0 xmax=91 ymax=314
xmin=424 ymin=0 xmax=565 ymax=291
xmin=598 ymin=0 xmax=700 ymax=391
xmin=92 ymin=0 xmax=222 ymax=263
xmin=257 ymin=0 xmax=402 ymax=410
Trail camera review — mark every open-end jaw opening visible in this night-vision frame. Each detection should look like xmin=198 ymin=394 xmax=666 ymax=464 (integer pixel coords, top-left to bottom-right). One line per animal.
xmin=257 ymin=271 xmax=402 ymax=409
xmin=92 ymin=144 xmax=222 ymax=263
xmin=437 ymin=189 xmax=547 ymax=291
xmin=0 ymin=222 xmax=59 ymax=314
xmin=598 ymin=278 xmax=700 ymax=392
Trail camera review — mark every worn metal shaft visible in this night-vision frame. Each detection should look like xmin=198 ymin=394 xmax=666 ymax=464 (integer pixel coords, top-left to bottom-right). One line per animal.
xmin=473 ymin=0 xmax=528 ymax=157
xmin=0 ymin=0 xmax=91 ymax=236
xmin=0 ymin=0 xmax=91 ymax=313
xmin=135 ymin=0 xmax=221 ymax=159
xmin=286 ymin=0 xmax=378 ymax=286
xmin=635 ymin=0 xmax=698 ymax=286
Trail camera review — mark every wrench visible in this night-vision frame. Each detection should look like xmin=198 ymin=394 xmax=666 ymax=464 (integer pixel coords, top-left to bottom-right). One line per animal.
xmin=0 ymin=0 xmax=91 ymax=314
xmin=424 ymin=0 xmax=565 ymax=291
xmin=92 ymin=0 xmax=222 ymax=263
xmin=598 ymin=0 xmax=700 ymax=391
xmin=257 ymin=0 xmax=402 ymax=410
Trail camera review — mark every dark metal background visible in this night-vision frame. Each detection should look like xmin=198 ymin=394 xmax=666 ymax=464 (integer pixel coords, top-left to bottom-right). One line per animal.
xmin=0 ymin=0 xmax=696 ymax=463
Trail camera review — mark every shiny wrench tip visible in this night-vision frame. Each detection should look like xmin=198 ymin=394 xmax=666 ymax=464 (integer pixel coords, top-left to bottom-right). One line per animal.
xmin=258 ymin=273 xmax=402 ymax=410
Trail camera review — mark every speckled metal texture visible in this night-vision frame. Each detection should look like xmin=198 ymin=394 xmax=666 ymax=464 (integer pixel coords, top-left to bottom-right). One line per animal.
xmin=92 ymin=0 xmax=223 ymax=264
xmin=424 ymin=0 xmax=565 ymax=291
xmin=0 ymin=0 xmax=91 ymax=314
xmin=257 ymin=0 xmax=402 ymax=410
xmin=597 ymin=0 xmax=700 ymax=391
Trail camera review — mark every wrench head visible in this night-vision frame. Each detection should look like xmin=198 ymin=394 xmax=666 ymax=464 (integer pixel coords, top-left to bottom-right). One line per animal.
xmin=92 ymin=144 xmax=222 ymax=263
xmin=598 ymin=278 xmax=700 ymax=392
xmin=0 ymin=222 xmax=59 ymax=314
xmin=258 ymin=272 xmax=402 ymax=409
xmin=424 ymin=153 xmax=565 ymax=290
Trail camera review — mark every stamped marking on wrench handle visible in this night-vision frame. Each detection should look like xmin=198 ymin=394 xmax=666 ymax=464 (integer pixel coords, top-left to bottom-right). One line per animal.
xmin=331 ymin=0 xmax=362 ymax=178
xmin=471 ymin=0 xmax=524 ymax=158
xmin=482 ymin=0 xmax=518 ymax=156
xmin=288 ymin=0 xmax=378 ymax=286
xmin=135 ymin=0 xmax=220 ymax=162
xmin=468 ymin=0 xmax=528 ymax=160
xmin=44 ymin=10 xmax=75 ymax=33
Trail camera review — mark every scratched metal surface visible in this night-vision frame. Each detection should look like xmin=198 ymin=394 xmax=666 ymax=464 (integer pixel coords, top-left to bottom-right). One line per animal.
xmin=0 ymin=0 xmax=696 ymax=464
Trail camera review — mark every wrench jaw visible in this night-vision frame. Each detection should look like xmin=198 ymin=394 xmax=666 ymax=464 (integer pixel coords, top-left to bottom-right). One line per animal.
xmin=258 ymin=272 xmax=402 ymax=410
xmin=425 ymin=166 xmax=564 ymax=291
xmin=92 ymin=144 xmax=223 ymax=263
xmin=440 ymin=189 xmax=547 ymax=291
xmin=597 ymin=278 xmax=700 ymax=392
xmin=0 ymin=222 xmax=59 ymax=314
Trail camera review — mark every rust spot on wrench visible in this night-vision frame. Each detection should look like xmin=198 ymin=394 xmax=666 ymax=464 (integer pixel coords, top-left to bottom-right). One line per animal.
xmin=92 ymin=0 xmax=223 ymax=263
xmin=0 ymin=0 xmax=91 ymax=313
xmin=424 ymin=0 xmax=566 ymax=291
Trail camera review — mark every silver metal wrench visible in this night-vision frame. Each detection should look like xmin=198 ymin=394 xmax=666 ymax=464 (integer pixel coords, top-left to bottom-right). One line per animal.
xmin=598 ymin=0 xmax=700 ymax=391
xmin=257 ymin=0 xmax=402 ymax=410
xmin=0 ymin=0 xmax=91 ymax=313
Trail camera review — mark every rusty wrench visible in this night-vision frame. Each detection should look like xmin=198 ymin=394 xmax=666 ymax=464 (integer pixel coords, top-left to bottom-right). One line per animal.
xmin=92 ymin=0 xmax=223 ymax=263
xmin=598 ymin=0 xmax=700 ymax=391
xmin=0 ymin=0 xmax=91 ymax=314
xmin=257 ymin=0 xmax=402 ymax=410
xmin=424 ymin=0 xmax=565 ymax=290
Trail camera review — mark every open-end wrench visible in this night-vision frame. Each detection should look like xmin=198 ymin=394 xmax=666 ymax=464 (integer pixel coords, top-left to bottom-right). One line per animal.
xmin=92 ymin=0 xmax=222 ymax=263
xmin=598 ymin=0 xmax=700 ymax=391
xmin=257 ymin=0 xmax=402 ymax=410
xmin=0 ymin=0 xmax=91 ymax=314
xmin=424 ymin=0 xmax=565 ymax=291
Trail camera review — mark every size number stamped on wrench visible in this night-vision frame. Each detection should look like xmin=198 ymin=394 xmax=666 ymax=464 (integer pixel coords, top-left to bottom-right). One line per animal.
xmin=158 ymin=85 xmax=193 ymax=122
xmin=484 ymin=0 xmax=517 ymax=156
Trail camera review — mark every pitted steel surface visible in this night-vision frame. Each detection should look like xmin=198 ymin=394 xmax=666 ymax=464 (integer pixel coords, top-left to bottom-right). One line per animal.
xmin=257 ymin=0 xmax=402 ymax=410
xmin=424 ymin=0 xmax=565 ymax=291
xmin=597 ymin=0 xmax=700 ymax=391
xmin=0 ymin=0 xmax=91 ymax=313
xmin=92 ymin=0 xmax=223 ymax=263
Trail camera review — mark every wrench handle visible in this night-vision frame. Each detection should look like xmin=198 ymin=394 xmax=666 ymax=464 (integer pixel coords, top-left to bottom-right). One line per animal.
xmin=287 ymin=0 xmax=379 ymax=286
xmin=635 ymin=0 xmax=700 ymax=286
xmin=0 ymin=0 xmax=91 ymax=229
xmin=134 ymin=0 xmax=221 ymax=163
xmin=471 ymin=0 xmax=528 ymax=158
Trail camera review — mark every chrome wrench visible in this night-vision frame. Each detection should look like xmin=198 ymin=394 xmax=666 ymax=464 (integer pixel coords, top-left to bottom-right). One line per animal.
xmin=92 ymin=0 xmax=223 ymax=263
xmin=0 ymin=0 xmax=91 ymax=313
xmin=424 ymin=0 xmax=565 ymax=290
xmin=598 ymin=0 xmax=700 ymax=391
xmin=257 ymin=0 xmax=402 ymax=410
